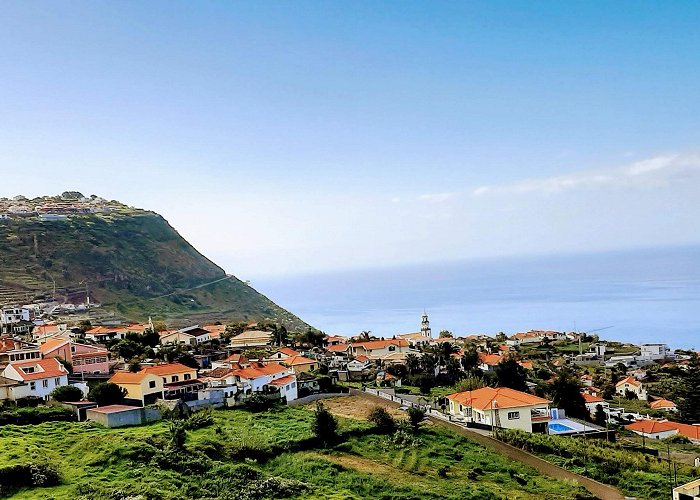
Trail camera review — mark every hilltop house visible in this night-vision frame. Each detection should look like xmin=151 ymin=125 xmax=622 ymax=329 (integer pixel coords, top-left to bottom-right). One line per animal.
xmin=0 ymin=307 xmax=32 ymax=335
xmin=615 ymin=376 xmax=648 ymax=400
xmin=447 ymin=387 xmax=551 ymax=433
xmin=0 ymin=358 xmax=69 ymax=401
xmin=39 ymin=338 xmax=111 ymax=375
xmin=478 ymin=352 xmax=504 ymax=372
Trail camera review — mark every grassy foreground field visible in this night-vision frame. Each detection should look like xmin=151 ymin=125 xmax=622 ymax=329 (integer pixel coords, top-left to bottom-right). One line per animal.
xmin=0 ymin=400 xmax=591 ymax=499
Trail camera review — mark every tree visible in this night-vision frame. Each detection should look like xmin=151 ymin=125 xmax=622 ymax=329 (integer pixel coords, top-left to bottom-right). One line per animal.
xmin=460 ymin=347 xmax=480 ymax=373
xmin=296 ymin=329 xmax=325 ymax=348
xmin=677 ymin=366 xmax=700 ymax=423
xmin=88 ymin=383 xmax=127 ymax=406
xmin=495 ymin=332 xmax=508 ymax=343
xmin=112 ymin=339 xmax=145 ymax=361
xmin=438 ymin=330 xmax=453 ymax=338
xmin=550 ymin=369 xmax=588 ymax=419
xmin=271 ymin=325 xmax=288 ymax=347
xmin=312 ymin=402 xmax=338 ymax=445
xmin=174 ymin=352 xmax=200 ymax=369
xmin=407 ymin=407 xmax=426 ymax=432
xmin=494 ymin=357 xmax=528 ymax=392
xmin=594 ymin=404 xmax=607 ymax=426
xmin=405 ymin=354 xmax=421 ymax=375
xmin=454 ymin=375 xmax=486 ymax=393
xmin=367 ymin=406 xmax=395 ymax=433
xmin=128 ymin=360 xmax=142 ymax=373
xmin=50 ymin=385 xmax=83 ymax=402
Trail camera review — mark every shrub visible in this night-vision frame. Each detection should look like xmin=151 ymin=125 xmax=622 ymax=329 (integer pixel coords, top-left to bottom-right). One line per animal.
xmin=88 ymin=382 xmax=126 ymax=406
xmin=0 ymin=406 xmax=75 ymax=425
xmin=407 ymin=407 xmax=426 ymax=432
xmin=50 ymin=385 xmax=84 ymax=402
xmin=0 ymin=464 xmax=60 ymax=496
xmin=367 ymin=406 xmax=396 ymax=433
xmin=312 ymin=402 xmax=338 ymax=446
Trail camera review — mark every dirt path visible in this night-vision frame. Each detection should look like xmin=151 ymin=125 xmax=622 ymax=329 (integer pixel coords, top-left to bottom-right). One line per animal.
xmin=352 ymin=390 xmax=626 ymax=500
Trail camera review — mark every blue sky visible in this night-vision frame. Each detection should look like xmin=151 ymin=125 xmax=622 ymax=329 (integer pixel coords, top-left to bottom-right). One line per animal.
xmin=1 ymin=1 xmax=699 ymax=277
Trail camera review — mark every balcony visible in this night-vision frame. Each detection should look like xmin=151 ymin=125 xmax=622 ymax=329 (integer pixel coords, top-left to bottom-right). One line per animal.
xmin=531 ymin=408 xmax=551 ymax=421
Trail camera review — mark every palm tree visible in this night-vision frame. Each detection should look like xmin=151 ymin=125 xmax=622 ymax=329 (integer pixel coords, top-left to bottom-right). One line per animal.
xmin=405 ymin=353 xmax=420 ymax=375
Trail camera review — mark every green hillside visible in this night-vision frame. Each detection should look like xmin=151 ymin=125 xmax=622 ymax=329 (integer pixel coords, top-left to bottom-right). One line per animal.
xmin=0 ymin=203 xmax=308 ymax=330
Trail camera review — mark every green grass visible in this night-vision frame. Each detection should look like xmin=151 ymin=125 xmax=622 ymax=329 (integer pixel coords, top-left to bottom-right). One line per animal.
xmin=0 ymin=404 xmax=589 ymax=499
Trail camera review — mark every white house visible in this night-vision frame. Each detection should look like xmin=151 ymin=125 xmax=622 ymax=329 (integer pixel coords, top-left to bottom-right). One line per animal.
xmin=160 ymin=326 xmax=211 ymax=346
xmin=582 ymin=393 xmax=609 ymax=416
xmin=446 ymin=387 xmax=551 ymax=433
xmin=232 ymin=363 xmax=298 ymax=401
xmin=640 ymin=343 xmax=671 ymax=360
xmin=0 ymin=358 xmax=69 ymax=400
xmin=615 ymin=376 xmax=648 ymax=400
xmin=625 ymin=419 xmax=678 ymax=440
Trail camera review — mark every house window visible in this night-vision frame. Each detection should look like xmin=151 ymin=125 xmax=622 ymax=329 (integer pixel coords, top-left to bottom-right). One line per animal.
xmin=23 ymin=366 xmax=35 ymax=373
xmin=184 ymin=374 xmax=191 ymax=380
xmin=30 ymin=382 xmax=36 ymax=390
xmin=507 ymin=411 xmax=520 ymax=420
xmin=54 ymin=378 xmax=60 ymax=385
xmin=286 ymin=384 xmax=290 ymax=390
xmin=149 ymin=381 xmax=156 ymax=388
xmin=172 ymin=375 xmax=179 ymax=382
xmin=291 ymin=382 xmax=296 ymax=388
xmin=388 ymin=346 xmax=396 ymax=352
xmin=162 ymin=378 xmax=167 ymax=384
xmin=43 ymin=380 xmax=49 ymax=388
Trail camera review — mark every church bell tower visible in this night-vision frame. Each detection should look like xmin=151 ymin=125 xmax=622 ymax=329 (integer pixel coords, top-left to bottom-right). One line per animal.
xmin=421 ymin=311 xmax=431 ymax=338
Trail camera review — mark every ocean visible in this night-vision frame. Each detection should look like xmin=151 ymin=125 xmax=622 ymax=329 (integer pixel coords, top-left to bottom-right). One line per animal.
xmin=254 ymin=246 xmax=700 ymax=350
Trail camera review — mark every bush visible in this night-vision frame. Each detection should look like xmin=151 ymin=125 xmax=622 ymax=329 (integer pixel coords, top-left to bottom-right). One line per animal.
xmin=367 ymin=406 xmax=396 ymax=433
xmin=242 ymin=393 xmax=278 ymax=412
xmin=50 ymin=385 xmax=84 ymax=402
xmin=407 ymin=407 xmax=426 ymax=432
xmin=0 ymin=406 xmax=76 ymax=425
xmin=312 ymin=402 xmax=338 ymax=446
xmin=0 ymin=464 xmax=60 ymax=496
xmin=88 ymin=382 xmax=126 ymax=406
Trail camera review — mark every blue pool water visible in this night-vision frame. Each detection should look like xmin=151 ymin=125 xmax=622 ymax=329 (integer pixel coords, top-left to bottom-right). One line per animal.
xmin=549 ymin=423 xmax=574 ymax=432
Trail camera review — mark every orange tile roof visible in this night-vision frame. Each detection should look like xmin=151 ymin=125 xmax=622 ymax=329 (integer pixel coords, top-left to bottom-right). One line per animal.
xmin=447 ymin=387 xmax=550 ymax=410
xmin=202 ymin=324 xmax=226 ymax=338
xmin=626 ymin=420 xmax=677 ymax=434
xmin=582 ymin=393 xmax=605 ymax=403
xmin=284 ymin=355 xmax=316 ymax=366
xmin=279 ymin=347 xmax=300 ymax=357
xmin=142 ymin=363 xmax=195 ymax=376
xmin=518 ymin=361 xmax=534 ymax=370
xmin=269 ymin=374 xmax=296 ymax=386
xmin=350 ymin=339 xmax=408 ymax=350
xmin=109 ymin=371 xmax=150 ymax=384
xmin=649 ymin=399 xmax=676 ymax=409
xmin=225 ymin=353 xmax=249 ymax=363
xmin=86 ymin=324 xmax=146 ymax=335
xmin=354 ymin=355 xmax=369 ymax=362
xmin=478 ymin=352 xmax=503 ymax=366
xmin=616 ymin=376 xmax=641 ymax=388
xmin=39 ymin=338 xmax=70 ymax=354
xmin=234 ymin=362 xmax=288 ymax=380
xmin=674 ymin=423 xmax=700 ymax=441
xmin=8 ymin=358 xmax=68 ymax=381
xmin=327 ymin=344 xmax=350 ymax=352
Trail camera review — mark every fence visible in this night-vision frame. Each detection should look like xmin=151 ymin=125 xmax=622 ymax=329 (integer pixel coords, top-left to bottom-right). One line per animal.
xmin=287 ymin=392 xmax=351 ymax=407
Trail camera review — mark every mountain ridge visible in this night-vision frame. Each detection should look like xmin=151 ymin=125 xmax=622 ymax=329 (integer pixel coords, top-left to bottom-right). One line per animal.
xmin=0 ymin=195 xmax=309 ymax=330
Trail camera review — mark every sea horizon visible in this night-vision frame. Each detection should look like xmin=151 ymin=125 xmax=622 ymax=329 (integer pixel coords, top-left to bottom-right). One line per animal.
xmin=255 ymin=244 xmax=700 ymax=350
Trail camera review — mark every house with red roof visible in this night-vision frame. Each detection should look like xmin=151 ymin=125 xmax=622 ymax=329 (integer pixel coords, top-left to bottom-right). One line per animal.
xmin=625 ymin=419 xmax=678 ymax=439
xmin=615 ymin=376 xmax=648 ymax=400
xmin=447 ymin=387 xmax=551 ymax=433
xmin=478 ymin=352 xmax=504 ymax=372
xmin=280 ymin=355 xmax=318 ymax=374
xmin=84 ymin=324 xmax=147 ymax=343
xmin=231 ymin=362 xmax=297 ymax=401
xmin=1 ymin=358 xmax=69 ymax=400
xmin=109 ymin=363 xmax=200 ymax=406
xmin=40 ymin=338 xmax=111 ymax=374
xmin=582 ymin=393 xmax=609 ymax=416
xmin=649 ymin=399 xmax=677 ymax=413
xmin=349 ymin=339 xmax=410 ymax=360
xmin=268 ymin=347 xmax=300 ymax=361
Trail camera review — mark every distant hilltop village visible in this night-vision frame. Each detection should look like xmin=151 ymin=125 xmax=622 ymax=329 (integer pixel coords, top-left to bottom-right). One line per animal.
xmin=0 ymin=191 xmax=141 ymax=221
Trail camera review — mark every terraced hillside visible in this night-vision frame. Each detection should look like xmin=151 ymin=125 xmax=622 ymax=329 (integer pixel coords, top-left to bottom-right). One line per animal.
xmin=0 ymin=205 xmax=307 ymax=330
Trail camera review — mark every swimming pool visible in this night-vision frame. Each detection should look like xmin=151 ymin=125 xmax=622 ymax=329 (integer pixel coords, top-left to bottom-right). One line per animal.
xmin=549 ymin=423 xmax=574 ymax=432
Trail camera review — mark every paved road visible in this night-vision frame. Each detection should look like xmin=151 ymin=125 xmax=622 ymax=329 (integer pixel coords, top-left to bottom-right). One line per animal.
xmin=354 ymin=390 xmax=627 ymax=500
